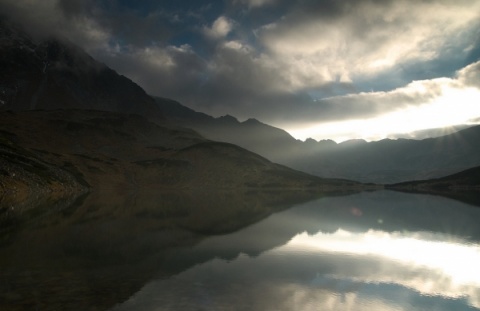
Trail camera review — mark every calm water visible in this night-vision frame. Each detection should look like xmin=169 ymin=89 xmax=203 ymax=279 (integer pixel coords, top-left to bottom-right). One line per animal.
xmin=111 ymin=190 xmax=480 ymax=311
xmin=2 ymin=190 xmax=480 ymax=310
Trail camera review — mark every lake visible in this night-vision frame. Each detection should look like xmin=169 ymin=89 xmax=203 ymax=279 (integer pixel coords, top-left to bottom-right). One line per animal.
xmin=2 ymin=190 xmax=480 ymax=310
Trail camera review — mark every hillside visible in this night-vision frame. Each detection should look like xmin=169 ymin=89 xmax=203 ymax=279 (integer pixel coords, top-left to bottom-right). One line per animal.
xmin=155 ymin=97 xmax=305 ymax=165
xmin=158 ymin=98 xmax=480 ymax=184
xmin=0 ymin=110 xmax=361 ymax=206
xmin=387 ymin=165 xmax=480 ymax=191
xmin=0 ymin=124 xmax=87 ymax=208
xmin=386 ymin=165 xmax=480 ymax=207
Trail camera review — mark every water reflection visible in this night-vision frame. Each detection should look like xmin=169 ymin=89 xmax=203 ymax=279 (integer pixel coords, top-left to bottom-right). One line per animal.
xmin=112 ymin=191 xmax=480 ymax=311
xmin=0 ymin=188 xmax=325 ymax=310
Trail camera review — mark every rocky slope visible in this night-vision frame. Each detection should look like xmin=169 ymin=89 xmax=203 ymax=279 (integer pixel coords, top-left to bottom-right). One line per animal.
xmin=0 ymin=126 xmax=87 ymax=209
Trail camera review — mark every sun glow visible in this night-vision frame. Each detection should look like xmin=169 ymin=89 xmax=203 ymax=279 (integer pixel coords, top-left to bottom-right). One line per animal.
xmin=289 ymin=86 xmax=480 ymax=142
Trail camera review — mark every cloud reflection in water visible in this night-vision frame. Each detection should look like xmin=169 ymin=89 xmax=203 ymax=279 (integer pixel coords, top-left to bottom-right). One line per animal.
xmin=287 ymin=229 xmax=480 ymax=309
xmin=111 ymin=192 xmax=480 ymax=311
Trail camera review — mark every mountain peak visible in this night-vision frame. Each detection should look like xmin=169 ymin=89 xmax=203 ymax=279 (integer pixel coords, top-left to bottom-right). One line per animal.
xmin=242 ymin=118 xmax=262 ymax=125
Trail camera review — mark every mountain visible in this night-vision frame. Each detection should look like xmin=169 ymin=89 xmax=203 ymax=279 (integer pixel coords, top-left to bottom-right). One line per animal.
xmin=0 ymin=19 xmax=162 ymax=120
xmin=290 ymin=126 xmax=480 ymax=183
xmin=155 ymin=97 xmax=305 ymax=165
xmin=0 ymin=20 xmax=368 ymax=206
xmin=388 ymin=165 xmax=480 ymax=191
xmin=0 ymin=110 xmax=362 ymax=206
xmin=158 ymin=98 xmax=480 ymax=184
xmin=2 ymin=18 xmax=478 ymax=187
xmin=386 ymin=165 xmax=480 ymax=207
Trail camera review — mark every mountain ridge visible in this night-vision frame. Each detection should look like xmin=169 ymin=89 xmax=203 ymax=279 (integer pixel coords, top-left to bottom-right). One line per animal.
xmin=157 ymin=97 xmax=480 ymax=183
xmin=386 ymin=164 xmax=480 ymax=207
xmin=388 ymin=165 xmax=480 ymax=190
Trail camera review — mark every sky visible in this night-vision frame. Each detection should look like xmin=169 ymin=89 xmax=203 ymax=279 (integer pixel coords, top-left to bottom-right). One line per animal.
xmin=1 ymin=0 xmax=480 ymax=142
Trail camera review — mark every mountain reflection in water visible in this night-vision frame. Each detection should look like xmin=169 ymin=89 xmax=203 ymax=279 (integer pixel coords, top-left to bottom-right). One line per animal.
xmin=111 ymin=191 xmax=480 ymax=311
xmin=2 ymin=190 xmax=480 ymax=310
xmin=0 ymin=189 xmax=327 ymax=310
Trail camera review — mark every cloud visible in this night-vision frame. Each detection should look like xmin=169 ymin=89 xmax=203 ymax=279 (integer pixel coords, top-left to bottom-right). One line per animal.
xmin=56 ymin=0 xmax=95 ymax=19
xmin=112 ymin=227 xmax=480 ymax=311
xmin=255 ymin=0 xmax=480 ymax=92
xmin=233 ymin=0 xmax=277 ymax=9
xmin=457 ymin=61 xmax=480 ymax=87
xmin=97 ymin=44 xmax=208 ymax=103
xmin=0 ymin=0 xmax=196 ymax=51
xmin=0 ymin=0 xmax=109 ymax=51
xmin=179 ymin=0 xmax=480 ymax=128
xmin=287 ymin=61 xmax=480 ymax=142
xmin=203 ymin=16 xmax=234 ymax=39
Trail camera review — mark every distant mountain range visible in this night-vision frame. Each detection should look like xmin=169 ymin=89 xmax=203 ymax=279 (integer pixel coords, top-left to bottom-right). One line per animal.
xmin=157 ymin=97 xmax=480 ymax=183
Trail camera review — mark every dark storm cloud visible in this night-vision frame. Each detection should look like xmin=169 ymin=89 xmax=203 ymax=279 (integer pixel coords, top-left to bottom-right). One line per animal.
xmin=56 ymin=0 xmax=183 ymax=47
xmin=0 ymin=0 xmax=222 ymax=49
xmin=97 ymin=44 xmax=208 ymax=103
xmin=0 ymin=0 xmax=59 ymax=39
xmin=56 ymin=0 xmax=95 ymax=19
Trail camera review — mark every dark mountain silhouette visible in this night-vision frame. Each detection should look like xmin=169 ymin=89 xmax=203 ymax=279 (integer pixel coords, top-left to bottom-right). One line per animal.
xmin=0 ymin=19 xmax=162 ymax=120
xmin=158 ymin=97 xmax=480 ymax=184
xmin=389 ymin=165 xmax=480 ymax=190
xmin=387 ymin=165 xmax=480 ymax=206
